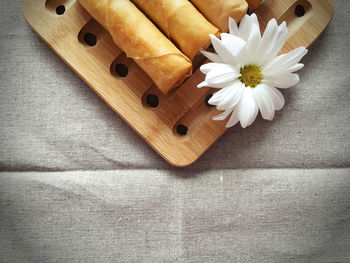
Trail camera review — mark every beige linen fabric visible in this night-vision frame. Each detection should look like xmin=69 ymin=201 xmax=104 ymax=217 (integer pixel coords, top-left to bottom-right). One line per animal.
xmin=1 ymin=169 xmax=350 ymax=262
xmin=0 ymin=0 xmax=349 ymax=262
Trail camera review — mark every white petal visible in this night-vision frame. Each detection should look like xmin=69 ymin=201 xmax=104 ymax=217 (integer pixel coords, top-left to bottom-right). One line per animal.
xmin=212 ymin=82 xmax=236 ymax=89
xmin=262 ymin=47 xmax=308 ymax=76
xmin=200 ymin=50 xmax=224 ymax=63
xmin=210 ymin=34 xmax=236 ymax=65
xmin=220 ymin=33 xmax=246 ymax=56
xmin=237 ymin=88 xmax=259 ymax=128
xmin=238 ymin=14 xmax=257 ymax=41
xmin=218 ymin=34 xmax=244 ymax=66
xmin=229 ymin=17 xmax=239 ymax=36
xmin=200 ymin=63 xmax=215 ymax=74
xmin=258 ymin=19 xmax=278 ymax=63
xmin=199 ymin=64 xmax=240 ymax=88
xmin=249 ymin=13 xmax=260 ymax=27
xmin=209 ymin=81 xmax=243 ymax=104
xmin=251 ymin=85 xmax=275 ymax=120
xmin=226 ymin=109 xmax=240 ymax=127
xmin=200 ymin=80 xmax=236 ymax=89
xmin=214 ymin=82 xmax=245 ymax=110
xmin=197 ymin=81 xmax=208 ymax=88
xmin=230 ymin=40 xmax=246 ymax=67
xmin=200 ymin=63 xmax=230 ymax=74
xmin=261 ymin=84 xmax=285 ymax=110
xmin=244 ymin=23 xmax=262 ymax=65
xmin=262 ymin=72 xmax=300 ymax=89
xmin=268 ymin=22 xmax=288 ymax=59
xmin=208 ymin=86 xmax=234 ymax=105
xmin=226 ymin=82 xmax=246 ymax=109
xmin=287 ymin=63 xmax=304 ymax=73
xmin=259 ymin=20 xmax=288 ymax=65
xmin=213 ymin=109 xmax=233 ymax=121
xmin=261 ymin=19 xmax=278 ymax=44
xmin=205 ymin=65 xmax=240 ymax=86
xmin=208 ymin=82 xmax=241 ymax=105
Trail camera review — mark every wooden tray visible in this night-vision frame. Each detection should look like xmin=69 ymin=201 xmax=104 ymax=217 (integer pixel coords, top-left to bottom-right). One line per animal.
xmin=23 ymin=0 xmax=334 ymax=166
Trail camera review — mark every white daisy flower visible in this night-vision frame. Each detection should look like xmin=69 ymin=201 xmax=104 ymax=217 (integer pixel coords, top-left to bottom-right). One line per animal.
xmin=198 ymin=14 xmax=308 ymax=128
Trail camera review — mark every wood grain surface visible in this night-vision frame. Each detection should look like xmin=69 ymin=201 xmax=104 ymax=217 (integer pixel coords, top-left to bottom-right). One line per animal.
xmin=23 ymin=0 xmax=334 ymax=166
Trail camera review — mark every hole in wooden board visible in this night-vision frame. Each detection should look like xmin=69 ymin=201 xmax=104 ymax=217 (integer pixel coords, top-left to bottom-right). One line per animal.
xmin=110 ymin=53 xmax=135 ymax=79
xmin=277 ymin=0 xmax=312 ymax=36
xmin=295 ymin=5 xmax=306 ymax=17
xmin=176 ymin=124 xmax=188 ymax=136
xmin=56 ymin=5 xmax=65 ymax=15
xmin=140 ymin=44 xmax=212 ymax=108
xmin=45 ymin=0 xmax=74 ymax=15
xmin=111 ymin=53 xmax=153 ymax=98
xmin=141 ymin=85 xmax=167 ymax=109
xmin=204 ymin=94 xmax=214 ymax=108
xmin=146 ymin=94 xmax=159 ymax=108
xmin=78 ymin=18 xmax=107 ymax=48
xmin=173 ymin=90 xmax=216 ymax=138
xmin=83 ymin=32 xmax=97 ymax=46
xmin=115 ymin=63 xmax=129 ymax=78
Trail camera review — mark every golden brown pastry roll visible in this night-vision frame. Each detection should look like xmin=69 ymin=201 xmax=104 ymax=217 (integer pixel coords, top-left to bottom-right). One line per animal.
xmin=78 ymin=0 xmax=192 ymax=94
xmin=246 ymin=0 xmax=264 ymax=10
xmin=189 ymin=0 xmax=248 ymax=32
xmin=130 ymin=0 xmax=219 ymax=60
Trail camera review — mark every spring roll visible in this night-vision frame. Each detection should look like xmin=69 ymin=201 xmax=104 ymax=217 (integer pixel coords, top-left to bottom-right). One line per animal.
xmin=130 ymin=0 xmax=219 ymax=60
xmin=78 ymin=0 xmax=192 ymax=94
xmin=246 ymin=0 xmax=264 ymax=10
xmin=190 ymin=0 xmax=248 ymax=32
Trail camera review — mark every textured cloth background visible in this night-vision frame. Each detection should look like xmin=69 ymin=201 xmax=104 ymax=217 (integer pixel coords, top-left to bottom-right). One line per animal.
xmin=0 ymin=1 xmax=349 ymax=170
xmin=1 ymin=169 xmax=350 ymax=263
xmin=0 ymin=0 xmax=350 ymax=262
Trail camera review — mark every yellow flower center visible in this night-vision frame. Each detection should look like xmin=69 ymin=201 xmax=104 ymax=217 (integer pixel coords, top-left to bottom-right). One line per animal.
xmin=240 ymin=65 xmax=262 ymax=88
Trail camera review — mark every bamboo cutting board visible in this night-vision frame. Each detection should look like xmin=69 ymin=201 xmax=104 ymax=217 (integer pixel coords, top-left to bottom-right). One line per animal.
xmin=23 ymin=0 xmax=334 ymax=166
